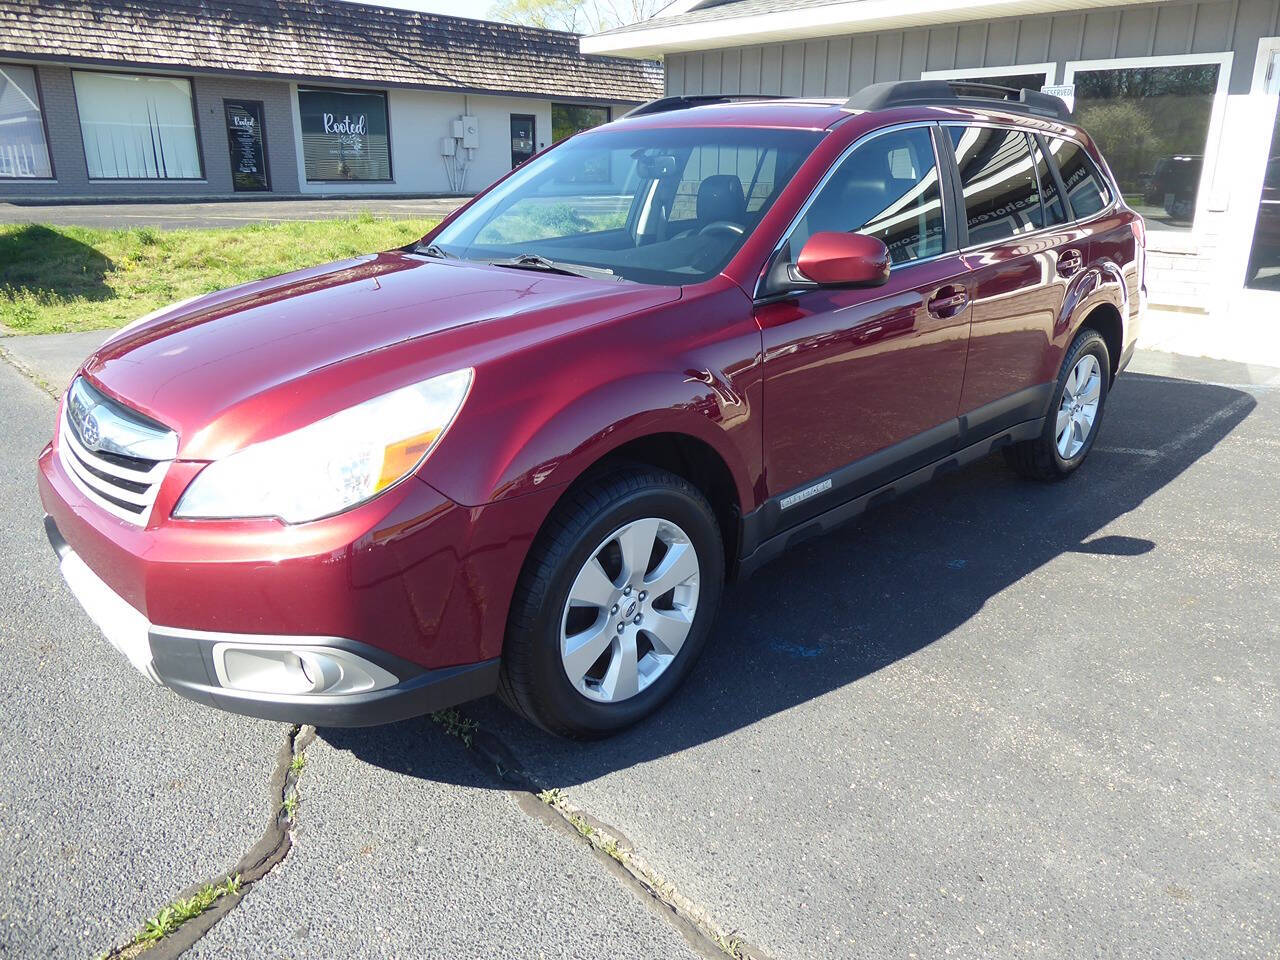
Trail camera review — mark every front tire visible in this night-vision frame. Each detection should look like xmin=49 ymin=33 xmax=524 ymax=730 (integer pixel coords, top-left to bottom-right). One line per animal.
xmin=1004 ymin=327 xmax=1110 ymax=481
xmin=499 ymin=466 xmax=725 ymax=739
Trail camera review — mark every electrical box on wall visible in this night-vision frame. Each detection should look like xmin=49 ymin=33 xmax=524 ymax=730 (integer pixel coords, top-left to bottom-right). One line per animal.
xmin=460 ymin=115 xmax=479 ymax=149
xmin=439 ymin=136 xmax=456 ymax=156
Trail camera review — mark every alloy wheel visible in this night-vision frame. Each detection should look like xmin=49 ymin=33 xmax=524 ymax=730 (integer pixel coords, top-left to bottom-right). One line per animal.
xmin=1056 ymin=354 xmax=1102 ymax=459
xmin=559 ymin=517 xmax=701 ymax=703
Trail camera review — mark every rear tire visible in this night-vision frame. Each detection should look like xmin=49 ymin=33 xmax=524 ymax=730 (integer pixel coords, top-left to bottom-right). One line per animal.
xmin=1004 ymin=327 xmax=1110 ymax=481
xmin=498 ymin=466 xmax=724 ymax=739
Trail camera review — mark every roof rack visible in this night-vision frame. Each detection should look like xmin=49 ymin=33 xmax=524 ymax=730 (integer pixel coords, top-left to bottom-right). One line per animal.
xmin=623 ymin=94 xmax=779 ymax=118
xmin=622 ymin=82 xmax=1073 ymax=122
xmin=844 ymin=80 xmax=1072 ymax=122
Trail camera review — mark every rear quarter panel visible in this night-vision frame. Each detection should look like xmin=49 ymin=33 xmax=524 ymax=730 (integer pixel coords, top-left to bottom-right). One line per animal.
xmin=1087 ymin=208 xmax=1143 ymax=359
xmin=1075 ymin=134 xmax=1143 ymax=360
xmin=1031 ymin=210 xmax=1136 ymax=385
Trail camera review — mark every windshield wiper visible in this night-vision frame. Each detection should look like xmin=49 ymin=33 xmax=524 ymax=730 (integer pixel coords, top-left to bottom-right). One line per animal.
xmin=486 ymin=254 xmax=621 ymax=282
xmin=417 ymin=242 xmax=455 ymax=259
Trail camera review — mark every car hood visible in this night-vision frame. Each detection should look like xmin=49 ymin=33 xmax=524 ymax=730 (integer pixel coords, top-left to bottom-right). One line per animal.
xmin=82 ymin=251 xmax=680 ymax=460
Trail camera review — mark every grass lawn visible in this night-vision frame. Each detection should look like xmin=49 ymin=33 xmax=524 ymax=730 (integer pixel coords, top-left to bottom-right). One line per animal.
xmin=0 ymin=214 xmax=439 ymax=336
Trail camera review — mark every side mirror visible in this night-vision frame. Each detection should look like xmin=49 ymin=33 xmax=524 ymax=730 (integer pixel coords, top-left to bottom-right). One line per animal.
xmin=795 ymin=231 xmax=891 ymax=287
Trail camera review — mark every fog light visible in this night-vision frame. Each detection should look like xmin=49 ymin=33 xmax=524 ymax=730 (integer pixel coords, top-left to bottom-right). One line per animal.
xmin=212 ymin=643 xmax=397 ymax=696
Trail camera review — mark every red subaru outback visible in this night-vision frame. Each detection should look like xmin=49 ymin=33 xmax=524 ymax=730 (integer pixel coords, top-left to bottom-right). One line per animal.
xmin=38 ymin=82 xmax=1144 ymax=738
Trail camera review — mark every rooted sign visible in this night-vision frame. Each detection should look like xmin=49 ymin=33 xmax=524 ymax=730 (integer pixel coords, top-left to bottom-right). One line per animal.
xmin=224 ymin=99 xmax=269 ymax=192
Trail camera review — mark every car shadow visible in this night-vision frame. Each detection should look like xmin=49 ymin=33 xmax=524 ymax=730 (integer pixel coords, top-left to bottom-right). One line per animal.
xmin=0 ymin=224 xmax=115 ymax=306
xmin=321 ymin=371 xmax=1256 ymax=788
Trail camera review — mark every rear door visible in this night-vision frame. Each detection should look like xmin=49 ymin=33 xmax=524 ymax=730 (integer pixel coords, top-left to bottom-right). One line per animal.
xmin=943 ymin=125 xmax=1077 ymax=438
xmin=757 ymin=124 xmax=971 ymax=524
xmin=1043 ymin=134 xmax=1140 ymax=358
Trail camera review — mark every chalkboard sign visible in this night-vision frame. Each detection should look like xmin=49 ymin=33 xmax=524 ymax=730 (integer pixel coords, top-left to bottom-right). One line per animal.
xmin=224 ymin=100 xmax=269 ymax=192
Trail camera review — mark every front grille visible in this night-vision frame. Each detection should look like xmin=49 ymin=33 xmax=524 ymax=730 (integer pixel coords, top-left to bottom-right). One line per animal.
xmin=57 ymin=378 xmax=178 ymax=526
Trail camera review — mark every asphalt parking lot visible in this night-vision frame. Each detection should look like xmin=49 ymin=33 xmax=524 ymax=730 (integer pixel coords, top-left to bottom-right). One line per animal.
xmin=0 ymin=339 xmax=1276 ymax=959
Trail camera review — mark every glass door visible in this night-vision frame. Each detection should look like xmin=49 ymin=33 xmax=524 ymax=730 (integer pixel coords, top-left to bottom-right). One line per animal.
xmin=1245 ymin=51 xmax=1280 ymax=291
xmin=510 ymin=115 xmax=535 ymax=169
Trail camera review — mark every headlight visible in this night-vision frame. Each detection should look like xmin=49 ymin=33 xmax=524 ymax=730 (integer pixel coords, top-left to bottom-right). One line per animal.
xmin=174 ymin=368 xmax=472 ymax=523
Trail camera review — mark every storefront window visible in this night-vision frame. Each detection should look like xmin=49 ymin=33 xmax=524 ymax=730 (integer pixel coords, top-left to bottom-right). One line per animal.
xmin=1069 ymin=61 xmax=1220 ymax=233
xmin=73 ymin=71 xmax=202 ymax=180
xmin=550 ymin=104 xmax=611 ymax=182
xmin=1247 ymin=153 xmax=1280 ymax=290
xmin=298 ymin=88 xmax=391 ymax=182
xmin=0 ymin=64 xmax=52 ymax=178
xmin=1245 ymin=51 xmax=1280 ymax=292
xmin=552 ymin=104 xmax=610 ymax=142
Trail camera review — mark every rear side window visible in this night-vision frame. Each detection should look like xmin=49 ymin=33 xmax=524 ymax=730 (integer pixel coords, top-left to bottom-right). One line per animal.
xmin=1045 ymin=137 xmax=1110 ymax=218
xmin=1032 ymin=137 xmax=1068 ymax=226
xmin=791 ymin=126 xmax=947 ymax=265
xmin=947 ymin=126 xmax=1043 ymax=244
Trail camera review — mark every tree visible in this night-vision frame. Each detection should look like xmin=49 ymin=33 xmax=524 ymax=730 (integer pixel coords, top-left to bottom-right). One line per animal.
xmin=1075 ymin=100 xmax=1158 ymax=194
xmin=490 ymin=0 xmax=665 ymax=34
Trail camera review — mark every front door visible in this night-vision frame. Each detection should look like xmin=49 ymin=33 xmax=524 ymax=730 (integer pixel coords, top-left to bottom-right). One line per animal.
xmin=223 ymin=99 xmax=270 ymax=192
xmin=510 ymin=114 xmax=536 ymax=169
xmin=759 ymin=125 xmax=971 ymax=523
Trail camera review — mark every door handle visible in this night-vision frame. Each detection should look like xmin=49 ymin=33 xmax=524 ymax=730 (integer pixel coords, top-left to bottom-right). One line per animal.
xmin=927 ymin=286 xmax=969 ymax=318
xmin=1058 ymin=249 xmax=1084 ymax=276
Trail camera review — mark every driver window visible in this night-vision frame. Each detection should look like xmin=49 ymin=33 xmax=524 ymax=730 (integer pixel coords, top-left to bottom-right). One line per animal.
xmin=791 ymin=127 xmax=947 ymax=266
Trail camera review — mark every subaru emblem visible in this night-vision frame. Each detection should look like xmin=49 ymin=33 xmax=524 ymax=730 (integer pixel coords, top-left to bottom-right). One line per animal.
xmin=82 ymin=412 xmax=101 ymax=448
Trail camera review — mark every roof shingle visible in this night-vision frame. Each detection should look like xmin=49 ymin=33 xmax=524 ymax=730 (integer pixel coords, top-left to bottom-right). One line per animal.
xmin=0 ymin=0 xmax=664 ymax=102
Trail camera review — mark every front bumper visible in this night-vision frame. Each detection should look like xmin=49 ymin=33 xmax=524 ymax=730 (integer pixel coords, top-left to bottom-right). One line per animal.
xmin=37 ymin=429 xmax=558 ymax=671
xmin=44 ymin=514 xmax=498 ymax=725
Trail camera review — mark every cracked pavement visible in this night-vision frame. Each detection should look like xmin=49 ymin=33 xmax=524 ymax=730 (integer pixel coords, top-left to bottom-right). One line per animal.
xmin=0 ymin=363 xmax=284 ymax=956
xmin=186 ymin=728 xmax=707 ymax=960
xmin=0 ymin=356 xmax=705 ymax=959
xmin=1 ymin=340 xmax=1277 ymax=959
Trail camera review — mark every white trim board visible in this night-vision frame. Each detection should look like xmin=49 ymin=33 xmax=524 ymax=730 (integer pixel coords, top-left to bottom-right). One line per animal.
xmin=582 ymin=0 xmax=1165 ymax=58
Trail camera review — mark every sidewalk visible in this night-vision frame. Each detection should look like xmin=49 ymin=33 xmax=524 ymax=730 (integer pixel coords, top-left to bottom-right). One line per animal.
xmin=1140 ymin=306 xmax=1280 ymax=370
xmin=0 ymin=330 xmax=105 ymax=396
xmin=0 ymin=196 xmax=467 ymax=231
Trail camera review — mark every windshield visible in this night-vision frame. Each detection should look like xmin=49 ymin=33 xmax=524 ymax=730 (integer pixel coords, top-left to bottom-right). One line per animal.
xmin=430 ymin=126 xmax=823 ymax=286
